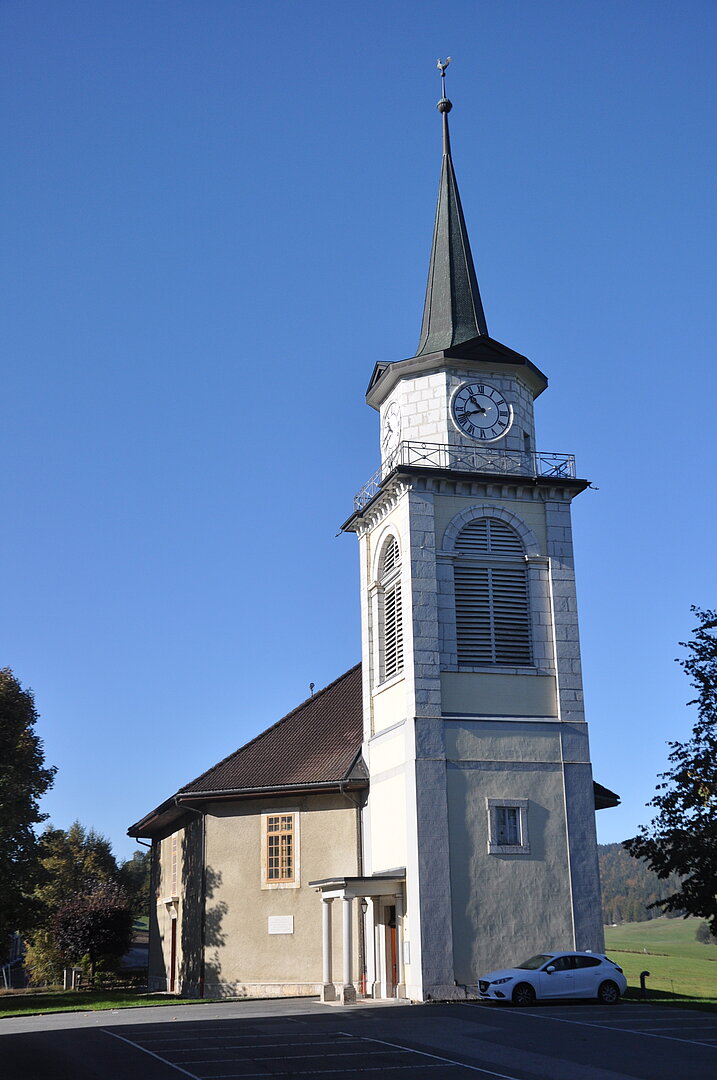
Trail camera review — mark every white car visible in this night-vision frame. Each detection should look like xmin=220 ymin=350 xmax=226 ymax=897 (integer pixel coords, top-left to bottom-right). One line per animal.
xmin=477 ymin=951 xmax=627 ymax=1006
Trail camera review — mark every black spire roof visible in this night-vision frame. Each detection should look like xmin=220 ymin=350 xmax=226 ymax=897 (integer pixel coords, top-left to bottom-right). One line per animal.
xmin=416 ymin=94 xmax=488 ymax=356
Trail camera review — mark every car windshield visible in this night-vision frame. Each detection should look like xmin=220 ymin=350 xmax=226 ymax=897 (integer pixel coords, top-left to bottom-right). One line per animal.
xmin=516 ymin=954 xmax=554 ymax=970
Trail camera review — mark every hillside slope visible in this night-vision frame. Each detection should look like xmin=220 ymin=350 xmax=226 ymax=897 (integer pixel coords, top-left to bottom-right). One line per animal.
xmin=599 ymin=842 xmax=683 ymax=924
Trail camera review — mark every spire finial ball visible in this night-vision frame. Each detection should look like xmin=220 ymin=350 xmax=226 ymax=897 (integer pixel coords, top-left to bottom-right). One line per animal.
xmin=437 ymin=97 xmax=452 ymax=113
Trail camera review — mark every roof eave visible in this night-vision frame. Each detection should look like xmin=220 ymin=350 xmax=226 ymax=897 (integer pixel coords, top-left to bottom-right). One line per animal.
xmin=366 ymin=338 xmax=548 ymax=409
xmin=341 ymin=467 xmax=590 ymax=533
xmin=128 ymin=777 xmax=369 ymax=840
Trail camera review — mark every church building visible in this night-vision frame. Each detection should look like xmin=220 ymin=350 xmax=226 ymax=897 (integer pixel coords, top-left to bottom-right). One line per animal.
xmin=128 ymin=77 xmax=618 ymax=1003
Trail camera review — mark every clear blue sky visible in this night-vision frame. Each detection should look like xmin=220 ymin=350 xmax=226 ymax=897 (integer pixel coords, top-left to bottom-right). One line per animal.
xmin=2 ymin=1 xmax=715 ymax=861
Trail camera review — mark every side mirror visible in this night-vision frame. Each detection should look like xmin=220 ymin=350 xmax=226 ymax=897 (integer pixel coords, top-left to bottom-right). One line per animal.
xmin=545 ymin=965 xmax=555 ymax=974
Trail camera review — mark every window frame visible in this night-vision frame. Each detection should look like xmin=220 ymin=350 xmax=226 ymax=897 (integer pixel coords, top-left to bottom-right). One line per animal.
xmin=261 ymin=809 xmax=300 ymax=889
xmin=486 ymin=798 xmax=530 ymax=855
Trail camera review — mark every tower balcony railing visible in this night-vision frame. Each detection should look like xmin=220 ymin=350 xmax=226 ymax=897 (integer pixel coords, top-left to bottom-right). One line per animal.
xmin=353 ymin=441 xmax=576 ymax=511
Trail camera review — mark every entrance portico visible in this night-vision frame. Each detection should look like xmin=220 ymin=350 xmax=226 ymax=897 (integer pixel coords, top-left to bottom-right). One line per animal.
xmin=309 ymin=874 xmax=406 ymax=1003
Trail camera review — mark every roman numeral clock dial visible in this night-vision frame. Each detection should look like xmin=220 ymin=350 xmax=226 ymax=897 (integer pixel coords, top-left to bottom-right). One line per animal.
xmin=451 ymin=381 xmax=513 ymax=441
xmin=381 ymin=401 xmax=402 ymax=456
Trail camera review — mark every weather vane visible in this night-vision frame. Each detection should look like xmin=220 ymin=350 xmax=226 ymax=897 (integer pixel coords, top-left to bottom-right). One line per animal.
xmin=437 ymin=56 xmax=452 ymax=98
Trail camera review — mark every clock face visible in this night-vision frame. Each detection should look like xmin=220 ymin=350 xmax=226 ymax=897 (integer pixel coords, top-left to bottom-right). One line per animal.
xmin=451 ymin=382 xmax=513 ymax=442
xmin=382 ymin=401 xmax=402 ymax=455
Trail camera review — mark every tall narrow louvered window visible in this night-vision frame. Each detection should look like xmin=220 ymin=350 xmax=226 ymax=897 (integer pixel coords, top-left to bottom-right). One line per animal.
xmin=454 ymin=518 xmax=531 ymax=666
xmin=379 ymin=535 xmax=403 ymax=681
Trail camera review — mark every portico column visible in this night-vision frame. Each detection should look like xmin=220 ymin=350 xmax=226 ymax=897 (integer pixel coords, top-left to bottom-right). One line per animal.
xmin=320 ymin=898 xmax=336 ymax=1002
xmin=371 ymin=896 xmax=383 ymax=998
xmin=394 ymin=892 xmax=406 ymax=998
xmin=340 ymin=896 xmax=356 ymax=1003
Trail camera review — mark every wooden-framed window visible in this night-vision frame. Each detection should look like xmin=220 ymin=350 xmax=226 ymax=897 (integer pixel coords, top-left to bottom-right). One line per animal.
xmin=487 ymin=798 xmax=530 ymax=854
xmin=379 ymin=535 xmax=403 ymax=682
xmin=454 ymin=517 xmax=531 ymax=666
xmin=261 ymin=811 xmax=300 ymax=888
xmin=266 ymin=814 xmax=294 ymax=882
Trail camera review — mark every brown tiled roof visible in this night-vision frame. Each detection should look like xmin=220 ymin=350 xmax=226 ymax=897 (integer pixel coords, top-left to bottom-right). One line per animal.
xmin=181 ymin=663 xmax=364 ymax=794
xmin=128 ymin=664 xmax=366 ymax=836
xmin=128 ymin=661 xmax=618 ymax=838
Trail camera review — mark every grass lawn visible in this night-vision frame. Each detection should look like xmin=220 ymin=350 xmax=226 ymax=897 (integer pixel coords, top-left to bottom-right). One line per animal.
xmin=605 ymin=916 xmax=717 ymax=1006
xmin=0 ymin=989 xmax=207 ymax=1019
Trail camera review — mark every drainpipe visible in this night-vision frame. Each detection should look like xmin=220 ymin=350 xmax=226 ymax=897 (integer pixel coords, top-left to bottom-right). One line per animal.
xmin=340 ymin=781 xmax=366 ymax=996
xmin=177 ymin=800 xmax=206 ymax=998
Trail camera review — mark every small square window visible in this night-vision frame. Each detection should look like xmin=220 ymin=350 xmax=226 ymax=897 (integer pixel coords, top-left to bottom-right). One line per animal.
xmin=487 ymin=798 xmax=529 ymax=854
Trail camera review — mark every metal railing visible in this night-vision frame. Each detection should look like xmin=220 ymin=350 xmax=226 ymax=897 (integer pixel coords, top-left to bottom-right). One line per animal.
xmin=353 ymin=441 xmax=576 ymax=510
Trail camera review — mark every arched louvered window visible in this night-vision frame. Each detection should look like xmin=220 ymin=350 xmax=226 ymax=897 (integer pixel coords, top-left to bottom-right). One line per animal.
xmin=454 ymin=517 xmax=531 ymax=666
xmin=379 ymin=535 xmax=403 ymax=681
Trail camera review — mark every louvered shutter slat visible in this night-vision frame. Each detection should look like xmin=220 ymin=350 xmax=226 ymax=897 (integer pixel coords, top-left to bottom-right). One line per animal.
xmin=383 ymin=579 xmax=403 ymax=679
xmin=455 ymin=517 xmax=524 ymax=557
xmin=454 ymin=521 xmax=531 ymax=666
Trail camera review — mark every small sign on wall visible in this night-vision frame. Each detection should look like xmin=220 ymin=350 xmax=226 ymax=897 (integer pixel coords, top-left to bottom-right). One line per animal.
xmin=268 ymin=915 xmax=294 ymax=935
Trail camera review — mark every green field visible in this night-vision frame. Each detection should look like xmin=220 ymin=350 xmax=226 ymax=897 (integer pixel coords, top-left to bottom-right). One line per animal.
xmin=604 ymin=917 xmax=717 ymax=1002
xmin=0 ymin=990 xmax=207 ymax=1019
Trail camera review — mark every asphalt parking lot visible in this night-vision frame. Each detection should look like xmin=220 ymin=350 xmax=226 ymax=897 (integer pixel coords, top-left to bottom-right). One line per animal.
xmin=2 ymin=996 xmax=717 ymax=1080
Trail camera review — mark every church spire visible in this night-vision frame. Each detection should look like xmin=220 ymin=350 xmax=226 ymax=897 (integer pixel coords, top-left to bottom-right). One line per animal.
xmin=416 ymin=61 xmax=488 ymax=356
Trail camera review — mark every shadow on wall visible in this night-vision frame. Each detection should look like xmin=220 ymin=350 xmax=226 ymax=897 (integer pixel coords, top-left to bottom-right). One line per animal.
xmin=181 ymin=818 xmax=227 ymax=995
xmin=149 ymin=843 xmax=167 ymax=987
xmin=204 ymin=866 xmax=228 ymax=991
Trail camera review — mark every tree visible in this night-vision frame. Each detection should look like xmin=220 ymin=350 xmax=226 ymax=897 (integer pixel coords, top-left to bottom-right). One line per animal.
xmin=0 ymin=668 xmax=56 ymax=947
xmin=35 ymin=821 xmax=118 ymax=911
xmin=24 ymin=822 xmax=121 ymax=984
xmin=118 ymin=850 xmax=150 ymax=917
xmin=23 ymin=929 xmax=66 ymax=986
xmin=624 ymin=607 xmax=717 ymax=933
xmin=52 ymin=882 xmax=133 ymax=980
xmin=695 ymin=921 xmax=717 ymax=945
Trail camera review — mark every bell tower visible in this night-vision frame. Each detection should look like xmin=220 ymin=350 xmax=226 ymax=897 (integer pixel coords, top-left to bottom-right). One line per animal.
xmin=343 ymin=65 xmax=604 ymax=1002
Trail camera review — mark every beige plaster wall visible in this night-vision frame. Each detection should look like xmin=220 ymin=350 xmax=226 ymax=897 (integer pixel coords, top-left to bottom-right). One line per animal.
xmin=149 ymin=828 xmax=188 ymax=991
xmin=201 ymin=793 xmax=361 ymax=996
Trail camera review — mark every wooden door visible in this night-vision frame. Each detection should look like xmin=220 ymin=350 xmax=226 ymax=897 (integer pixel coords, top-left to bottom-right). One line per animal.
xmin=387 ymin=905 xmax=397 ymax=996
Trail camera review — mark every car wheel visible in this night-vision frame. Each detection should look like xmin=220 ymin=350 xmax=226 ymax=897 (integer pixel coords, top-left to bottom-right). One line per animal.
xmin=512 ymin=982 xmax=536 ymax=1007
xmin=597 ymin=980 xmax=620 ymax=1004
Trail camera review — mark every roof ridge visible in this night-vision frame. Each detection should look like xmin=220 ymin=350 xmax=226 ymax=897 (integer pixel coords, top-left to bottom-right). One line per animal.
xmin=178 ymin=662 xmax=361 ymax=794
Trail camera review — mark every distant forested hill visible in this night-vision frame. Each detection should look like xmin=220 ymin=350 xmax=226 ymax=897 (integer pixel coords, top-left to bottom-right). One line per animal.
xmin=598 ymin=843 xmax=684 ymax=925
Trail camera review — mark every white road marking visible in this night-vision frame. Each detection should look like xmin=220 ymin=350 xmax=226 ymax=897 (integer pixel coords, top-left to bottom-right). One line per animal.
xmin=166 ymin=1049 xmax=405 ymax=1066
xmin=168 ymin=1036 xmax=347 ymax=1054
xmin=172 ymin=1068 xmax=446 ymax=1078
xmin=462 ymin=1004 xmax=717 ymax=1050
xmin=152 ymin=1037 xmax=345 ymax=1052
xmin=102 ymin=1029 xmax=203 ymax=1079
xmin=343 ymin=1032 xmax=528 ymax=1078
xmin=105 ymin=1028 xmax=503 ymax=1078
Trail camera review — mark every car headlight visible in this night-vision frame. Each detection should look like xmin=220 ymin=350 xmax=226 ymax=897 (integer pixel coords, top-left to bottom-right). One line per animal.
xmin=491 ymin=977 xmax=513 ymax=985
